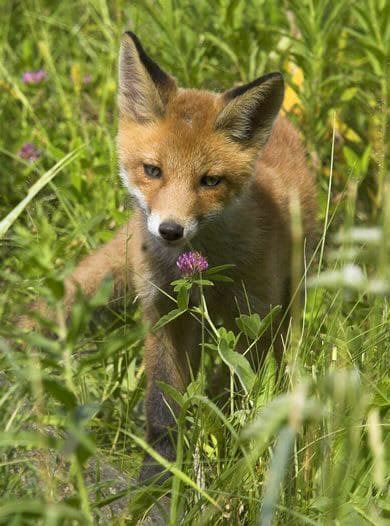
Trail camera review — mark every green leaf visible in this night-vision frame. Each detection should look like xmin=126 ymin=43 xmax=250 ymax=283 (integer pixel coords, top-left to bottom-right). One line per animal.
xmin=0 ymin=147 xmax=83 ymax=239
xmin=0 ymin=431 xmax=57 ymax=449
xmin=203 ymin=264 xmax=235 ymax=275
xmin=62 ymin=423 xmax=96 ymax=461
xmin=21 ymin=332 xmax=61 ymax=353
xmin=90 ymin=275 xmax=114 ymax=308
xmin=236 ymin=306 xmax=281 ymax=340
xmin=0 ymin=500 xmax=85 ymax=521
xmin=340 ymin=87 xmax=358 ymax=102
xmin=193 ymin=279 xmax=214 ymax=287
xmin=260 ymin=426 xmax=296 ymax=526
xmin=153 ymin=308 xmax=186 ymax=331
xmin=157 ymin=381 xmax=184 ymax=407
xmin=242 ymin=394 xmax=291 ymax=441
xmin=236 ymin=313 xmax=262 ymax=340
xmin=177 ymin=285 xmax=189 ymax=311
xmin=205 ymin=274 xmax=234 ymax=282
xmin=45 ymin=278 xmax=65 ymax=301
xmin=204 ymin=32 xmax=240 ymax=71
xmin=171 ymin=279 xmax=193 ymax=292
xmin=127 ymin=432 xmax=221 ymax=511
xmin=218 ymin=328 xmax=256 ymax=393
xmin=42 ymin=378 xmax=77 ymax=409
xmin=67 ymin=299 xmax=91 ymax=344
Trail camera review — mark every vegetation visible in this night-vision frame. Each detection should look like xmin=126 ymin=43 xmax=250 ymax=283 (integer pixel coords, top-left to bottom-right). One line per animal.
xmin=0 ymin=0 xmax=388 ymax=524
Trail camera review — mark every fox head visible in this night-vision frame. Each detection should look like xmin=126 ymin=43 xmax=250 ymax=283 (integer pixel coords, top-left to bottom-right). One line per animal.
xmin=117 ymin=32 xmax=284 ymax=245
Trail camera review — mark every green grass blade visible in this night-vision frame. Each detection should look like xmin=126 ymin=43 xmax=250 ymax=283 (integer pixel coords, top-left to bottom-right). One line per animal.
xmin=0 ymin=146 xmax=83 ymax=239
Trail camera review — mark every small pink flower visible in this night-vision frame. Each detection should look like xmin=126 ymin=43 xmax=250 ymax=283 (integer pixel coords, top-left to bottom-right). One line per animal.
xmin=18 ymin=143 xmax=41 ymax=162
xmin=22 ymin=70 xmax=47 ymax=84
xmin=83 ymin=74 xmax=92 ymax=84
xmin=176 ymin=251 xmax=209 ymax=277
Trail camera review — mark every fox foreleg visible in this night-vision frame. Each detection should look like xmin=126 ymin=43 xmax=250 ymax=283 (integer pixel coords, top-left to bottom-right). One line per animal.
xmin=139 ymin=315 xmax=201 ymax=482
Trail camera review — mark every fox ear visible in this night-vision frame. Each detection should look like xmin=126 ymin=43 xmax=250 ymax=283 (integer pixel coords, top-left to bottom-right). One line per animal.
xmin=118 ymin=32 xmax=177 ymax=122
xmin=215 ymin=72 xmax=284 ymax=147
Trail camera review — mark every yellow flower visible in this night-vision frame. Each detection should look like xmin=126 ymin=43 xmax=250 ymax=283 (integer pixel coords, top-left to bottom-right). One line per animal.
xmin=283 ymin=63 xmax=304 ymax=114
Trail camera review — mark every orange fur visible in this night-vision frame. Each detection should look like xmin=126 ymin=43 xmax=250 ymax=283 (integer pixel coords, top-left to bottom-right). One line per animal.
xmin=28 ymin=33 xmax=316 ymax=481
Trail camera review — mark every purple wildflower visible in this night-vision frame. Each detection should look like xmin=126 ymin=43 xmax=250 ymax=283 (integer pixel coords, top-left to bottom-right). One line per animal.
xmin=22 ymin=70 xmax=47 ymax=84
xmin=176 ymin=251 xmax=209 ymax=277
xmin=17 ymin=143 xmax=41 ymax=162
xmin=83 ymin=74 xmax=92 ymax=84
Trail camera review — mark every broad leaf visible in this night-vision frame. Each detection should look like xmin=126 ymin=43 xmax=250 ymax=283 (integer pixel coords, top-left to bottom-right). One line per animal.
xmin=177 ymin=285 xmax=189 ymax=311
xmin=236 ymin=306 xmax=281 ymax=340
xmin=218 ymin=328 xmax=256 ymax=393
xmin=153 ymin=308 xmax=186 ymax=331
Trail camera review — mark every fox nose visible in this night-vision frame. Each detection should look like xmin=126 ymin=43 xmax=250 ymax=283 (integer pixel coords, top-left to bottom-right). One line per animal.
xmin=159 ymin=221 xmax=184 ymax=241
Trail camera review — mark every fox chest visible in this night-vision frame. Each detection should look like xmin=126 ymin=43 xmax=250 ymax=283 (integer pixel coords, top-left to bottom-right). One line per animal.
xmin=130 ymin=223 xmax=286 ymax=324
xmin=135 ymin=265 xmax=274 ymax=329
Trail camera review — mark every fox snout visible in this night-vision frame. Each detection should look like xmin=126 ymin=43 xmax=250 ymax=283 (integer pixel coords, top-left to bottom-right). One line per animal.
xmin=158 ymin=221 xmax=184 ymax=241
xmin=147 ymin=211 xmax=198 ymax=244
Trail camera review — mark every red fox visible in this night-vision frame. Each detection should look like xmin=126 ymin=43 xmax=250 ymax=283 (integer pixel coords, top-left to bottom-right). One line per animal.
xmin=29 ymin=32 xmax=316 ymax=481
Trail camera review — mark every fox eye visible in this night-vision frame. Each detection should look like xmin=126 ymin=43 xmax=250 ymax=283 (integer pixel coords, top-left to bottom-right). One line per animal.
xmin=200 ymin=175 xmax=223 ymax=187
xmin=144 ymin=164 xmax=162 ymax=178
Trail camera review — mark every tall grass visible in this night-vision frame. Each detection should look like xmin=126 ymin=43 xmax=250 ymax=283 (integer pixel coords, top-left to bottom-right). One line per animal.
xmin=0 ymin=0 xmax=388 ymax=524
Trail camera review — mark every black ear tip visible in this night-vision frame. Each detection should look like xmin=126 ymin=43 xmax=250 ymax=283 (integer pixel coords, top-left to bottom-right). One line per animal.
xmin=123 ymin=31 xmax=141 ymax=48
xmin=225 ymin=71 xmax=284 ymax=101
xmin=264 ymin=71 xmax=284 ymax=85
xmin=263 ymin=72 xmax=284 ymax=99
xmin=124 ymin=30 xmax=137 ymax=41
xmin=123 ymin=31 xmax=146 ymax=57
